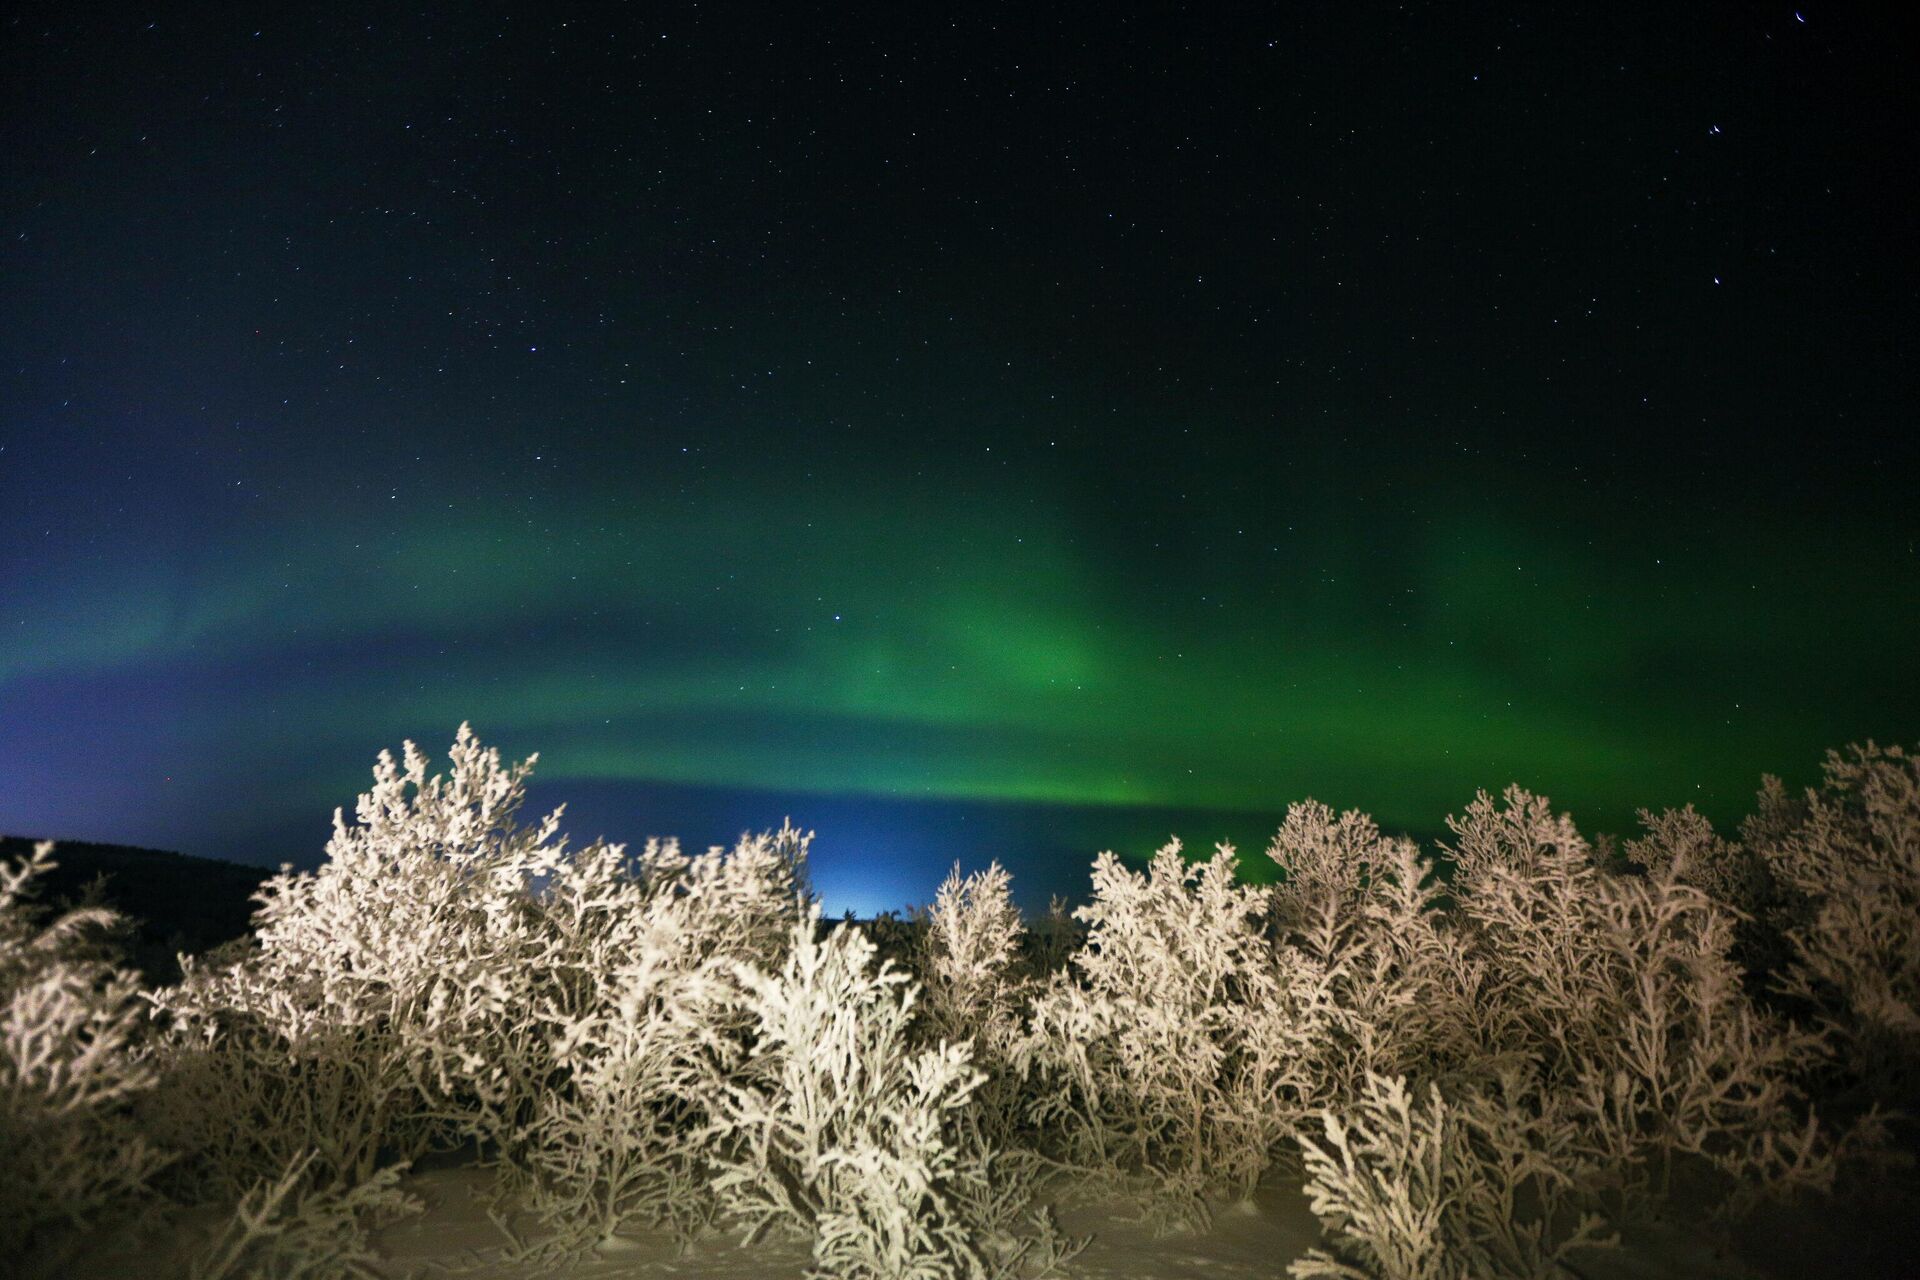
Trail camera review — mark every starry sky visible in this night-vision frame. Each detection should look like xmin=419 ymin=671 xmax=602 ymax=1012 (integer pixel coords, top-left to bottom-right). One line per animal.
xmin=2 ymin=3 xmax=1915 ymax=913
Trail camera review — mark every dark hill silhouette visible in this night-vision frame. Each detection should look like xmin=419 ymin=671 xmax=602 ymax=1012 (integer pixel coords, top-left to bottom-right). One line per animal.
xmin=0 ymin=835 xmax=268 ymax=984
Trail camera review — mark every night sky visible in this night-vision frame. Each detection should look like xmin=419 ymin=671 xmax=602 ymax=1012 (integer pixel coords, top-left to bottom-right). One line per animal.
xmin=3 ymin=3 xmax=1915 ymax=913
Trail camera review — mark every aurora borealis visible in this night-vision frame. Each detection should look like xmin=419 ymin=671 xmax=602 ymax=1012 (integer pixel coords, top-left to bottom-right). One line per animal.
xmin=3 ymin=5 xmax=1915 ymax=912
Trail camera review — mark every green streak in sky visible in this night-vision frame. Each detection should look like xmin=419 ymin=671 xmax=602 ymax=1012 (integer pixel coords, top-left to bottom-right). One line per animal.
xmin=5 ymin=463 xmax=1915 ymax=837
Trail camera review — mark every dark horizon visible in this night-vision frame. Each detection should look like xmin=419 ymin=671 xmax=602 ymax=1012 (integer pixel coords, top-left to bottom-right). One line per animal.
xmin=4 ymin=2 xmax=1915 ymax=915
xmin=1 ymin=741 xmax=1840 ymax=919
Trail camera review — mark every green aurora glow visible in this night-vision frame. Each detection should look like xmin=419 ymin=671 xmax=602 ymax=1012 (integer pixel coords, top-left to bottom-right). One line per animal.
xmin=4 ymin=4 xmax=1916 ymax=912
xmin=8 ymin=454 xmax=1914 ymax=859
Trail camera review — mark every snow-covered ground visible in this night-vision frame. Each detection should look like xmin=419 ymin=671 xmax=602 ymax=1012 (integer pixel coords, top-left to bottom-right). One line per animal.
xmin=358 ymin=1164 xmax=1882 ymax=1280
xmin=63 ymin=1150 xmax=1911 ymax=1279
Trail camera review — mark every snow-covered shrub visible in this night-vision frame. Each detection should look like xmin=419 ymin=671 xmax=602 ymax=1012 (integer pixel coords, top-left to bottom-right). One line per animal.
xmin=187 ymin=1150 xmax=421 ymax=1280
xmin=1747 ymin=742 xmax=1920 ymax=1098
xmin=998 ymin=779 xmax=1856 ymax=1267
xmin=1440 ymin=786 xmax=1620 ymax=1062
xmin=621 ymin=821 xmax=813 ymax=975
xmin=1445 ymin=787 xmax=1835 ymax=1216
xmin=507 ymin=825 xmax=811 ymax=1254
xmin=1263 ymin=785 xmax=1848 ymax=1276
xmin=0 ymin=842 xmax=169 ymax=1261
xmin=1289 ymin=1072 xmax=1614 ymax=1280
xmin=920 ymin=862 xmax=1024 ymax=1049
xmin=918 ymin=862 xmax=1031 ymax=1148
xmin=1442 ymin=784 xmax=1591 ymax=893
xmin=142 ymin=1002 xmax=419 ymax=1205
xmin=146 ymin=724 xmax=579 ymax=1195
xmin=1265 ymin=807 xmax=1483 ymax=1100
xmin=1562 ymin=863 xmax=1833 ymax=1210
xmin=705 ymin=910 xmax=1048 ymax=1280
xmin=11 ymin=716 xmax=1888 ymax=1277
xmin=1625 ymin=803 xmax=1791 ymax=996
xmin=1016 ymin=840 xmax=1303 ymax=1225
xmin=1268 ymin=801 xmax=1394 ymax=928
xmin=148 ymin=723 xmax=814 ymax=1249
xmin=1626 ymin=804 xmax=1765 ymax=917
xmin=512 ymin=932 xmax=732 ymax=1252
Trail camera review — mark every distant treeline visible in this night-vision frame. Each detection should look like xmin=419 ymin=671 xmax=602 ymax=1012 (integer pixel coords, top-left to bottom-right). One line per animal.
xmin=0 ymin=836 xmax=268 ymax=984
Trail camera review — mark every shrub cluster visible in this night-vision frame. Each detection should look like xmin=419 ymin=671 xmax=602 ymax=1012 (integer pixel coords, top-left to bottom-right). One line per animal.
xmin=1 ymin=843 xmax=169 ymax=1263
xmin=1 ymin=727 xmax=1913 ymax=1279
